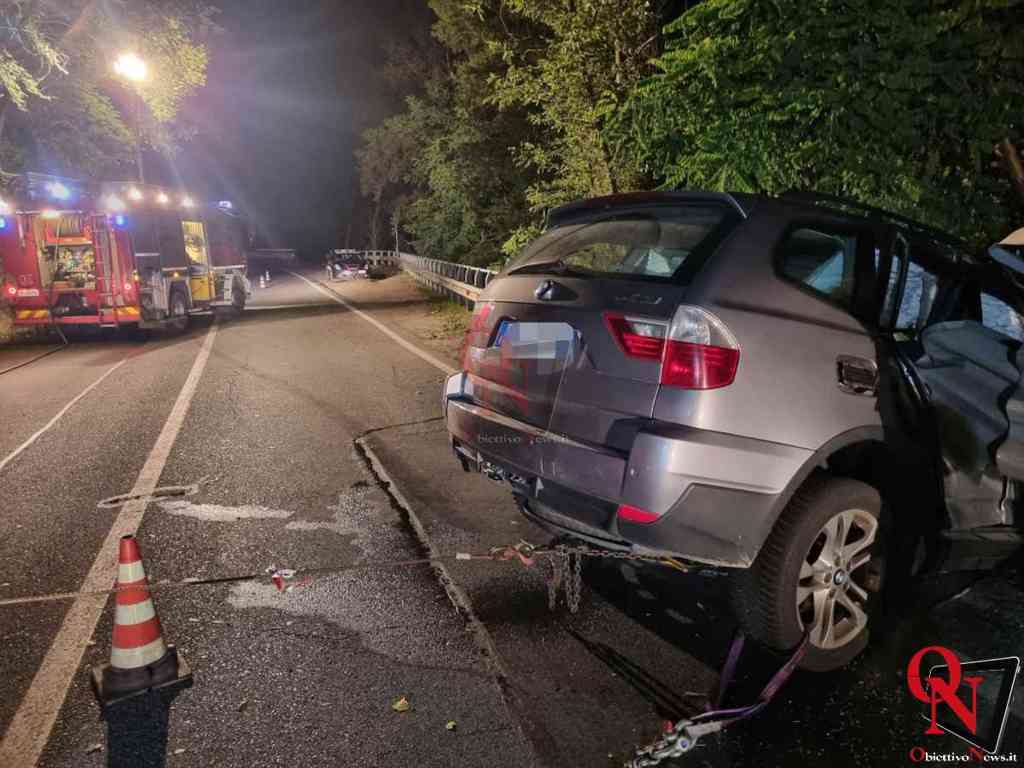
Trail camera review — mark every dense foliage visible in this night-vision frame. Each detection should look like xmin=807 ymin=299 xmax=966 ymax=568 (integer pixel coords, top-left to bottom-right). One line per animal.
xmin=360 ymin=0 xmax=1023 ymax=262
xmin=619 ymin=0 xmax=1024 ymax=247
xmin=0 ymin=1 xmax=214 ymax=179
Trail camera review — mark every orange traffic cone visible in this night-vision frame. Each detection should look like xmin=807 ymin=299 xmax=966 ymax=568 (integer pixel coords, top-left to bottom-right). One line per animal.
xmin=90 ymin=535 xmax=191 ymax=705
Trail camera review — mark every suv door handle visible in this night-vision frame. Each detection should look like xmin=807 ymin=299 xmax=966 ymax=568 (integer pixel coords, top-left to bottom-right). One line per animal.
xmin=836 ymin=355 xmax=878 ymax=396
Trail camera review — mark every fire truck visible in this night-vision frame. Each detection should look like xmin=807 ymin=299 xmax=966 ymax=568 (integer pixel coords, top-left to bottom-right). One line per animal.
xmin=1 ymin=173 xmax=252 ymax=334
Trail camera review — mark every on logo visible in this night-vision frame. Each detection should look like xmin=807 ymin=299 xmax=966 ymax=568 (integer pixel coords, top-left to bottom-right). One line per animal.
xmin=906 ymin=646 xmax=1020 ymax=755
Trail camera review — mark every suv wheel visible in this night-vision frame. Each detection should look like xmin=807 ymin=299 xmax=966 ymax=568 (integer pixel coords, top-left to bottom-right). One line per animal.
xmin=733 ymin=475 xmax=882 ymax=672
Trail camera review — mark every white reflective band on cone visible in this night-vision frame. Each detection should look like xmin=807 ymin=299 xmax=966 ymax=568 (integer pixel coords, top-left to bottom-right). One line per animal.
xmin=110 ymin=637 xmax=168 ymax=670
xmin=117 ymin=560 xmax=146 ymax=584
xmin=114 ymin=600 xmax=156 ymax=627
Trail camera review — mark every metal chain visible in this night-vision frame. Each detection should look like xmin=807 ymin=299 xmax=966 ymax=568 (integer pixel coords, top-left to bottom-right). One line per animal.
xmin=546 ymin=552 xmax=563 ymax=610
xmin=536 ymin=541 xmax=692 ymax=615
xmin=567 ymin=549 xmax=582 ymax=613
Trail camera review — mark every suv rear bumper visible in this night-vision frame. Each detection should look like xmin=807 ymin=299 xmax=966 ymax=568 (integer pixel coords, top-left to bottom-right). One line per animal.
xmin=444 ymin=373 xmax=812 ymax=568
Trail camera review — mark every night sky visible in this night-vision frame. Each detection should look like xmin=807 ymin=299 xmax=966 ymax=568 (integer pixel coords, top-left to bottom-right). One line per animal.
xmin=166 ymin=0 xmax=433 ymax=260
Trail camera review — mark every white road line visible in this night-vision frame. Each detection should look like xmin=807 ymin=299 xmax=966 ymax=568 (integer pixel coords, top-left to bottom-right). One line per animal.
xmin=244 ymin=302 xmax=333 ymax=311
xmin=0 ymin=359 xmax=127 ymax=473
xmin=0 ymin=323 xmax=218 ymax=768
xmin=289 ymin=271 xmax=457 ymax=375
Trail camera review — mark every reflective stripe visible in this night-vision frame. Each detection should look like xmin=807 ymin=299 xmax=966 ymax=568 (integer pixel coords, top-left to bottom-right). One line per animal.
xmin=112 ymin=616 xmax=163 ymax=650
xmin=115 ymin=581 xmax=151 ymax=607
xmin=117 ymin=560 xmax=146 ymax=584
xmin=114 ymin=600 xmax=155 ymax=627
xmin=110 ymin=637 xmax=168 ymax=670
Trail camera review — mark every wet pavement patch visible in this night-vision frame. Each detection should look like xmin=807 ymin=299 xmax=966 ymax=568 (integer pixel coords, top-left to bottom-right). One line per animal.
xmin=156 ymin=500 xmax=294 ymax=522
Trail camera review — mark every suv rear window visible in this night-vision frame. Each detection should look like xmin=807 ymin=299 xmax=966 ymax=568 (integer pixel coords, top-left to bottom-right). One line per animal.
xmin=506 ymin=206 xmax=730 ymax=281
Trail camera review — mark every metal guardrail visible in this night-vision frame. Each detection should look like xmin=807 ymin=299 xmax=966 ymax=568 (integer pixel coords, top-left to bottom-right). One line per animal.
xmin=395 ymin=253 xmax=498 ymax=304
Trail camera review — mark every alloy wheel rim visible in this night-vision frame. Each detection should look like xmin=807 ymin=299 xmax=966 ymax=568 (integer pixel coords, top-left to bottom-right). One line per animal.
xmin=796 ymin=508 xmax=877 ymax=650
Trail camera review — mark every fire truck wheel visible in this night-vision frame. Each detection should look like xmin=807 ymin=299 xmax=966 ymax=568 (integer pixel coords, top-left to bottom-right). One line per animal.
xmin=232 ymin=276 xmax=246 ymax=313
xmin=168 ymin=290 xmax=189 ymax=334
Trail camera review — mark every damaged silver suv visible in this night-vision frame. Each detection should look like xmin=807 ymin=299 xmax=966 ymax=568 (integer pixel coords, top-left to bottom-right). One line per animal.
xmin=442 ymin=191 xmax=1024 ymax=671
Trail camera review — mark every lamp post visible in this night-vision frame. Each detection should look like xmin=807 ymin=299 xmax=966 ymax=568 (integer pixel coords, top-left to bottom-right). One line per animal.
xmin=113 ymin=53 xmax=149 ymax=184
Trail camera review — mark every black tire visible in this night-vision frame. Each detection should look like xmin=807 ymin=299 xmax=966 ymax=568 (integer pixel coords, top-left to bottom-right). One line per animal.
xmin=232 ymin=276 xmax=246 ymax=313
xmin=732 ymin=474 xmax=883 ymax=672
xmin=167 ymin=290 xmax=189 ymax=335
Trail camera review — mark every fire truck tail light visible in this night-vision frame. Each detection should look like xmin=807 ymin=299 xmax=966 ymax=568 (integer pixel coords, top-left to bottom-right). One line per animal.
xmin=123 ymin=282 xmax=133 ymax=292
xmin=5 ymin=283 xmax=17 ymax=297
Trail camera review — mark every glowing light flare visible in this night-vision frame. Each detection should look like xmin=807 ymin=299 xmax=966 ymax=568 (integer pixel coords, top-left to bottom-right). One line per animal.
xmin=113 ymin=53 xmax=148 ymax=82
xmin=41 ymin=209 xmax=60 ymax=220
xmin=128 ymin=187 xmax=144 ymax=201
xmin=156 ymin=192 xmax=170 ymax=205
xmin=45 ymin=181 xmax=72 ymax=201
xmin=181 ymin=196 xmax=195 ymax=208
xmin=104 ymin=196 xmax=126 ymax=212
xmin=0 ymin=199 xmax=10 ymax=215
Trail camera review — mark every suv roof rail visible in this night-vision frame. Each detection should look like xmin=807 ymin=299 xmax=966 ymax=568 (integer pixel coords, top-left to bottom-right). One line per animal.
xmin=780 ymin=190 xmax=965 ymax=247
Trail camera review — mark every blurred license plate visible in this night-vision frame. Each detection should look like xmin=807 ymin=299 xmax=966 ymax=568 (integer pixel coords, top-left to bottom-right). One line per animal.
xmin=491 ymin=321 xmax=577 ymax=360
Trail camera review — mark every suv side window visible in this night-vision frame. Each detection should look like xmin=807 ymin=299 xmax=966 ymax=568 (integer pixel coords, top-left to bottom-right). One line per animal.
xmin=893 ymin=239 xmax=942 ymax=331
xmin=778 ymin=227 xmax=859 ymax=309
xmin=981 ymin=293 xmax=1024 ymax=342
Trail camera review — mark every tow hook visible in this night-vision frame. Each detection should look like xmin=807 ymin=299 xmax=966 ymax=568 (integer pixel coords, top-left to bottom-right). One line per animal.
xmin=481 ymin=461 xmax=505 ymax=483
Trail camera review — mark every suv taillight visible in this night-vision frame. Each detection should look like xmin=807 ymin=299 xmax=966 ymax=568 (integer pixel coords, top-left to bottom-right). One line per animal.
xmin=603 ymin=313 xmax=666 ymax=360
xmin=603 ymin=306 xmax=740 ymax=390
xmin=461 ymin=301 xmax=493 ymax=368
xmin=662 ymin=306 xmax=740 ymax=389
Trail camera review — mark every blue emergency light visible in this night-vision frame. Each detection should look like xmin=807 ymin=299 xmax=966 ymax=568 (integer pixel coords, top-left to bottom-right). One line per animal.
xmin=0 ymin=217 xmax=7 ymax=230
xmin=113 ymin=214 xmax=128 ymax=228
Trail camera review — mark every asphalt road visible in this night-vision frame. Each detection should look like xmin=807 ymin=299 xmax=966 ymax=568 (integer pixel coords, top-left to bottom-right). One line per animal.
xmin=1 ymin=269 xmax=1022 ymax=768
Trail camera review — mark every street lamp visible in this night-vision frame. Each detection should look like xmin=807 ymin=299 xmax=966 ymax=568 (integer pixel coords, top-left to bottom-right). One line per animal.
xmin=113 ymin=53 xmax=148 ymax=83
xmin=112 ymin=53 xmax=149 ymax=183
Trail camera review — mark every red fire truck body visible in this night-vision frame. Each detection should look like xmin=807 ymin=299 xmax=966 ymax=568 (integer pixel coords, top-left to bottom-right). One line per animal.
xmin=1 ymin=174 xmax=251 ymax=332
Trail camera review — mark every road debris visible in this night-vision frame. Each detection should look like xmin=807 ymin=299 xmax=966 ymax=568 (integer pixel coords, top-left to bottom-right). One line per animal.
xmin=238 ymin=700 xmax=249 ymax=713
xmin=445 ymin=720 xmax=457 ymax=731
xmin=85 ymin=743 xmax=103 ymax=755
xmin=173 ymin=748 xmax=186 ymax=756
xmin=392 ymin=697 xmax=411 ymax=713
xmin=96 ymin=479 xmax=207 ymax=510
xmin=265 ymin=566 xmax=312 ymax=593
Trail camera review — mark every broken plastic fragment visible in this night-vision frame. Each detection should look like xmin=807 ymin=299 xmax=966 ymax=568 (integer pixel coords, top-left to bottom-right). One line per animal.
xmin=266 ymin=566 xmax=299 ymax=592
xmin=392 ymin=697 xmax=411 ymax=713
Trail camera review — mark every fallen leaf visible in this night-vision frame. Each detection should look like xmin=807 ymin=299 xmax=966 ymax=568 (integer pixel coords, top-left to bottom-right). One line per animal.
xmin=392 ymin=697 xmax=411 ymax=713
xmin=445 ymin=720 xmax=457 ymax=731
xmin=85 ymin=743 xmax=103 ymax=754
